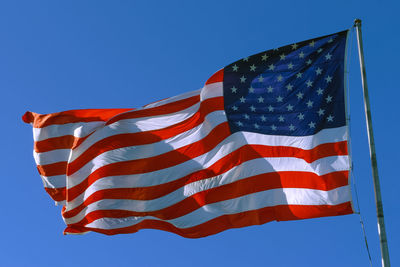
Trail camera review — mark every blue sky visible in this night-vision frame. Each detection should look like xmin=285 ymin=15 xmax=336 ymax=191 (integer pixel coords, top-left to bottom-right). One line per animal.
xmin=2 ymin=1 xmax=399 ymax=266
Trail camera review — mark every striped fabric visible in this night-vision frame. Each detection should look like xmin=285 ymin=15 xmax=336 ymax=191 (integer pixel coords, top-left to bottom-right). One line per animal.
xmin=23 ymin=32 xmax=353 ymax=237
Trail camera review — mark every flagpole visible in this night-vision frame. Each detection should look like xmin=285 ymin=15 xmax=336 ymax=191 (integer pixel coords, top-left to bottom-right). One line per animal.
xmin=353 ymin=18 xmax=390 ymax=267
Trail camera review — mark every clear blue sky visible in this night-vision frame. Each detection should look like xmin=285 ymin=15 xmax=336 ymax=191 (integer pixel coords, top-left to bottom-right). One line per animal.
xmin=2 ymin=1 xmax=399 ymax=266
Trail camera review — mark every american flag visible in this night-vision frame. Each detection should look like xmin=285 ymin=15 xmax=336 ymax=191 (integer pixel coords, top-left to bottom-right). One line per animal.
xmin=23 ymin=30 xmax=353 ymax=237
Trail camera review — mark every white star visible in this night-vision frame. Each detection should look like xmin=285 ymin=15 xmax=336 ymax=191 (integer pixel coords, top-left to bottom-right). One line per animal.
xmin=268 ymin=64 xmax=275 ymax=71
xmin=258 ymin=75 xmax=264 ymax=82
xmin=278 ymin=115 xmax=285 ymax=122
xmin=316 ymin=88 xmax=324 ymax=95
xmin=240 ymin=96 xmax=246 ymax=103
xmin=315 ymin=67 xmax=322 ymax=75
xmin=299 ymin=52 xmax=305 ymax=58
xmin=308 ymin=121 xmax=316 ymax=128
xmin=317 ymin=108 xmax=325 ymax=116
xmin=261 ymin=54 xmax=268 ymax=61
xmin=287 ymin=104 xmax=294 ymax=111
xmin=248 ymin=86 xmax=255 ymax=93
xmin=258 ymin=96 xmax=264 ymax=103
xmin=291 ymin=43 xmax=298 ymax=50
xmin=326 ymin=95 xmax=333 ymax=103
xmin=276 ymin=96 xmax=283 ymax=102
xmin=243 ymin=57 xmax=249 ymax=62
xmin=327 ymin=115 xmax=334 ymax=122
xmin=325 ymin=75 xmax=332 ymax=83
xmin=271 ymin=125 xmax=277 ymax=131
xmin=231 ymin=86 xmax=237 ymax=93
xmin=306 ymin=59 xmax=312 ymax=65
xmin=288 ymin=62 xmax=294 ymax=69
xmin=328 ymin=38 xmax=334 ymax=43
xmin=306 ymin=80 xmax=313 ymax=87
xmin=267 ymin=86 xmax=273 ymax=93
xmin=231 ymin=105 xmax=238 ymax=111
xmin=289 ymin=124 xmax=295 ymax=131
xmin=277 ymin=75 xmax=283 ymax=82
xmin=309 ymin=40 xmax=316 ymax=47
xmin=250 ymin=105 xmax=256 ymax=112
xmin=236 ymin=121 xmax=243 ymax=126
xmin=244 ymin=114 xmax=250 ymax=119
xmin=296 ymin=72 xmax=303 ymax=78
xmin=232 ymin=64 xmax=239 ymax=72
xmin=268 ymin=105 xmax=274 ymax=112
xmin=280 ymin=53 xmax=286 ymax=60
xmin=240 ymin=76 xmax=247 ymax=83
xmin=325 ymin=53 xmax=332 ymax=60
xmin=298 ymin=113 xmax=304 ymax=120
xmin=286 ymin=83 xmax=293 ymax=91
xmin=317 ymin=48 xmax=323 ymax=53
xmin=306 ymin=100 xmax=314 ymax=108
xmin=254 ymin=123 xmax=260 ymax=129
xmin=296 ymin=92 xmax=304 ymax=99
xmin=261 ymin=115 xmax=266 ymax=122
xmin=250 ymin=64 xmax=256 ymax=72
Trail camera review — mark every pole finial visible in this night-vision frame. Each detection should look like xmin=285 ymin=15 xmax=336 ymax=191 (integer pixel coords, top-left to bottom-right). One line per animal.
xmin=354 ymin=18 xmax=362 ymax=27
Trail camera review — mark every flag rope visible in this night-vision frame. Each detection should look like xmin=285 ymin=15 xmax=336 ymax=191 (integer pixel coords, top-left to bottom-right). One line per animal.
xmin=352 ymin=170 xmax=373 ymax=267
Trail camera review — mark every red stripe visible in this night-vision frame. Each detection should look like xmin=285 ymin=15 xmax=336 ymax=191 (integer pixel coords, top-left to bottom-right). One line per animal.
xmin=205 ymin=69 xmax=224 ymax=85
xmin=64 ymin=202 xmax=353 ymax=238
xmin=37 ymin=161 xmax=68 ymax=177
xmin=35 ymin=135 xmax=75 ymax=153
xmin=23 ymin=109 xmax=132 ymax=128
xmin=66 ymin=170 xmax=349 ymax=225
xmin=66 ymin=122 xmax=231 ymax=201
xmin=66 ymin=97 xmax=224 ymax=176
xmin=45 ymin=187 xmax=66 ymax=202
xmin=62 ymin=141 xmax=348 ymax=218
xmin=106 ymin=95 xmax=200 ymax=125
xmin=34 ymin=135 xmax=90 ymax=153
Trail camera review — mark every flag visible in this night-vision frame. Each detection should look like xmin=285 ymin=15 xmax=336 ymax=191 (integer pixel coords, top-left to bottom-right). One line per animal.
xmin=23 ymin=30 xmax=353 ymax=237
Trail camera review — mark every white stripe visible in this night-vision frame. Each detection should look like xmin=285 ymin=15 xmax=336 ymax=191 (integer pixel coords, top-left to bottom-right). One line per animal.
xmin=83 ymin=186 xmax=352 ymax=230
xmin=64 ymin=155 xmax=349 ymax=224
xmin=34 ymin=149 xmax=71 ymax=165
xmin=67 ymin=125 xmax=348 ymax=189
xmin=33 ymin=121 xmax=104 ymax=142
xmin=143 ymin=89 xmax=200 ymax=109
xmin=55 ymin=200 xmax=66 ymax=206
xmin=124 ymin=103 xmax=201 ymax=132
xmin=200 ymin=82 xmax=223 ymax=101
xmin=242 ymin=126 xmax=347 ymax=148
xmin=41 ymin=175 xmax=66 ymax=189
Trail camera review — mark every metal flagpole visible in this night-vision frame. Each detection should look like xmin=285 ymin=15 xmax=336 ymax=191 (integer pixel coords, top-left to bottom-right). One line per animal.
xmin=353 ymin=18 xmax=391 ymax=267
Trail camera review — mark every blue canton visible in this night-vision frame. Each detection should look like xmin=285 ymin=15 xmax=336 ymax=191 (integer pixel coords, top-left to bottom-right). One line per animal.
xmin=223 ymin=31 xmax=348 ymax=136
